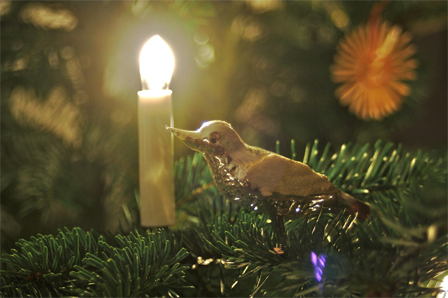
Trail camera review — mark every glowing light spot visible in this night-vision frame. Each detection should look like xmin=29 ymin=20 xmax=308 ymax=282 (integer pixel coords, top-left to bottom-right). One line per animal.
xmin=194 ymin=33 xmax=209 ymax=45
xmin=295 ymin=207 xmax=301 ymax=213
xmin=10 ymin=85 xmax=82 ymax=147
xmin=331 ymin=9 xmax=349 ymax=29
xmin=20 ymin=3 xmax=77 ymax=31
xmin=139 ymin=35 xmax=174 ymax=90
xmin=0 ymin=1 xmax=11 ymax=17
xmin=311 ymin=252 xmax=326 ymax=282
xmin=319 ymin=255 xmax=326 ymax=267
xmin=441 ymin=275 xmax=448 ymax=292
xmin=311 ymin=252 xmax=318 ymax=265
xmin=195 ymin=43 xmax=215 ymax=68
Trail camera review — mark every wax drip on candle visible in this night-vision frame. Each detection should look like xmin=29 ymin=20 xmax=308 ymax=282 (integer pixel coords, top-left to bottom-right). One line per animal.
xmin=139 ymin=35 xmax=175 ymax=91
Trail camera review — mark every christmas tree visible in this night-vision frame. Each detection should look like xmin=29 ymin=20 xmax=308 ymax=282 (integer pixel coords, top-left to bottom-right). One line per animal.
xmin=1 ymin=1 xmax=447 ymax=297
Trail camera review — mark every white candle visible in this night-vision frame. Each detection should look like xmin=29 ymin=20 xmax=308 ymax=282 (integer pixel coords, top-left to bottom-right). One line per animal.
xmin=138 ymin=35 xmax=175 ymax=227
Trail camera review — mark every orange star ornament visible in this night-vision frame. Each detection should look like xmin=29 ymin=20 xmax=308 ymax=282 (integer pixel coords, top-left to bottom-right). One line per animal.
xmin=331 ymin=20 xmax=418 ymax=120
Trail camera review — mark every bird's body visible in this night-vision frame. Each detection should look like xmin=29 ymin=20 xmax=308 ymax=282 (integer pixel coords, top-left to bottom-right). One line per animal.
xmin=168 ymin=121 xmax=370 ymax=221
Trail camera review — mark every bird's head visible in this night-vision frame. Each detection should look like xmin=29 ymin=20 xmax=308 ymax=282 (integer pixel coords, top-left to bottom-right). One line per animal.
xmin=167 ymin=120 xmax=246 ymax=155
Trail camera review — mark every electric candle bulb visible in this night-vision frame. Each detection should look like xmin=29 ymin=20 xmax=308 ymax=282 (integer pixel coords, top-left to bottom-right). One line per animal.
xmin=439 ymin=275 xmax=448 ymax=298
xmin=140 ymin=35 xmax=175 ymax=91
xmin=138 ymin=35 xmax=175 ymax=227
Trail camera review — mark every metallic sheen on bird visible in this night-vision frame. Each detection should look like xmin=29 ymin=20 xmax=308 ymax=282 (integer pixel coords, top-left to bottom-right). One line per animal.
xmin=167 ymin=121 xmax=370 ymax=220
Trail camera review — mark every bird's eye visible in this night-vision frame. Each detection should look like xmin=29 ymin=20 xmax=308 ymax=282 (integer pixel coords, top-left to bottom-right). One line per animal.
xmin=210 ymin=132 xmax=221 ymax=144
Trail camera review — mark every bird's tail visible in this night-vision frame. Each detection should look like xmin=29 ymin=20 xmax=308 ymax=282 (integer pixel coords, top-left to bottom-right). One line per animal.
xmin=338 ymin=191 xmax=370 ymax=220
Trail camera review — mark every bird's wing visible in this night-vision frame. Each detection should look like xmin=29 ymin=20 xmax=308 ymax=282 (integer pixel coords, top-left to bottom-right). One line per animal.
xmin=245 ymin=154 xmax=338 ymax=198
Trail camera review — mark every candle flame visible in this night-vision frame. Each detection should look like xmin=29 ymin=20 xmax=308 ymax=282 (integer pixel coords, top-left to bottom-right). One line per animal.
xmin=441 ymin=275 xmax=448 ymax=292
xmin=139 ymin=35 xmax=175 ymax=90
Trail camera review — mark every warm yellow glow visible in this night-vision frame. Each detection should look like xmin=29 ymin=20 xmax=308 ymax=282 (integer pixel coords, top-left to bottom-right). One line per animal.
xmin=331 ymin=9 xmax=349 ymax=29
xmin=10 ymin=85 xmax=81 ymax=147
xmin=20 ymin=3 xmax=77 ymax=31
xmin=139 ymin=35 xmax=175 ymax=91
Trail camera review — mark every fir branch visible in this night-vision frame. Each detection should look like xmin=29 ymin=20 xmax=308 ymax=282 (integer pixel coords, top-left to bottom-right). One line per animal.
xmin=1 ymin=228 xmax=190 ymax=297
xmin=174 ymin=152 xmax=215 ymax=208
xmin=2 ymin=140 xmax=446 ymax=297
xmin=174 ymin=140 xmax=446 ymax=297
xmin=303 ymin=140 xmax=439 ymax=195
xmin=1 ymin=227 xmax=99 ymax=297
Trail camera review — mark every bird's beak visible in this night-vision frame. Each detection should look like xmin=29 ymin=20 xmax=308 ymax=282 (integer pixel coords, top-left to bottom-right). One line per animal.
xmin=166 ymin=126 xmax=203 ymax=152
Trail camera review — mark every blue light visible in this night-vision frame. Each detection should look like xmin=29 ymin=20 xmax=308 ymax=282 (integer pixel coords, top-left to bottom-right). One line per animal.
xmin=311 ymin=252 xmax=326 ymax=282
xmin=311 ymin=252 xmax=318 ymax=265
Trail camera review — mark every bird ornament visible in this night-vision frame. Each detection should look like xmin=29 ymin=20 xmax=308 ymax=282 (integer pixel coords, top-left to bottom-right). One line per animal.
xmin=167 ymin=121 xmax=370 ymax=250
